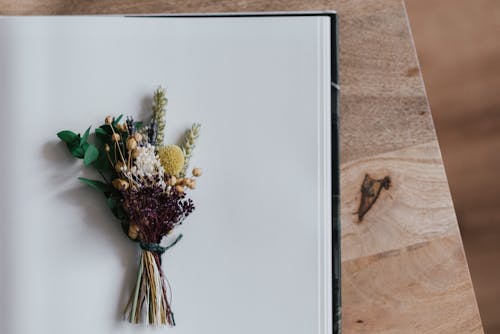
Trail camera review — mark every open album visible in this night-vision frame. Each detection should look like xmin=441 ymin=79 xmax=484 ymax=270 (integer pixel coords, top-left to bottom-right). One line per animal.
xmin=0 ymin=12 xmax=340 ymax=334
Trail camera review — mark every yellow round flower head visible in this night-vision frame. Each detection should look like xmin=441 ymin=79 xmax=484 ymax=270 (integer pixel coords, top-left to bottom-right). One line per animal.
xmin=158 ymin=144 xmax=185 ymax=177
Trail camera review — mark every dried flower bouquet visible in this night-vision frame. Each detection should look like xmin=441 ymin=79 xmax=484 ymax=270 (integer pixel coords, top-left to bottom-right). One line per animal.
xmin=57 ymin=87 xmax=201 ymax=326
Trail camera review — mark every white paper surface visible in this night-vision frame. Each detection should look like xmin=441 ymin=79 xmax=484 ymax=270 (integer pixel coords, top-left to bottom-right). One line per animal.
xmin=0 ymin=15 xmax=331 ymax=334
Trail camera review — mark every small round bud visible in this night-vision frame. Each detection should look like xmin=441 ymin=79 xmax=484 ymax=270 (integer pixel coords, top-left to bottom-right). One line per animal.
xmin=175 ymin=185 xmax=185 ymax=193
xmin=186 ymin=179 xmax=196 ymax=189
xmin=112 ymin=178 xmax=129 ymax=191
xmin=104 ymin=144 xmax=111 ymax=152
xmin=131 ymin=149 xmax=140 ymax=159
xmin=128 ymin=225 xmax=139 ymax=240
xmin=133 ymin=133 xmax=143 ymax=142
xmin=105 ymin=116 xmax=113 ymax=125
xmin=126 ymin=137 xmax=137 ymax=151
xmin=192 ymin=168 xmax=202 ymax=177
xmin=115 ymin=161 xmax=125 ymax=173
xmin=168 ymin=175 xmax=177 ymax=187
xmin=112 ymin=133 xmax=121 ymax=142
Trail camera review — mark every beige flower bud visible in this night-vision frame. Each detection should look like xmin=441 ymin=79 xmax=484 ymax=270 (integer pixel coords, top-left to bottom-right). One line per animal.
xmin=111 ymin=133 xmax=121 ymax=142
xmin=112 ymin=178 xmax=129 ymax=191
xmin=104 ymin=144 xmax=111 ymax=152
xmin=186 ymin=179 xmax=196 ymax=189
xmin=192 ymin=168 xmax=202 ymax=177
xmin=131 ymin=149 xmax=140 ymax=159
xmin=115 ymin=161 xmax=125 ymax=173
xmin=175 ymin=185 xmax=185 ymax=193
xmin=128 ymin=224 xmax=139 ymax=240
xmin=105 ymin=116 xmax=113 ymax=125
xmin=133 ymin=133 xmax=143 ymax=142
xmin=168 ymin=176 xmax=177 ymax=187
xmin=126 ymin=137 xmax=137 ymax=151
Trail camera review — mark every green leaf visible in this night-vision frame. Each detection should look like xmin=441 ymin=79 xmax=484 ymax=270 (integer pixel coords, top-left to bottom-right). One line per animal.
xmin=57 ymin=130 xmax=78 ymax=143
xmin=113 ymin=114 xmax=123 ymax=126
xmin=70 ymin=146 xmax=85 ymax=159
xmin=134 ymin=121 xmax=144 ymax=129
xmin=106 ymin=196 xmax=117 ymax=209
xmin=115 ymin=205 xmax=127 ymax=220
xmin=83 ymin=144 xmax=99 ymax=166
xmin=78 ymin=177 xmax=110 ymax=192
xmin=98 ymin=124 xmax=113 ymax=135
xmin=92 ymin=150 xmax=111 ymax=174
xmin=95 ymin=127 xmax=107 ymax=136
xmin=80 ymin=126 xmax=91 ymax=146
xmin=107 ymin=196 xmax=127 ymax=220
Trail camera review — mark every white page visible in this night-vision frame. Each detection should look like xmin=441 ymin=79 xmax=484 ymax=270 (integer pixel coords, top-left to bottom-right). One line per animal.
xmin=0 ymin=15 xmax=332 ymax=334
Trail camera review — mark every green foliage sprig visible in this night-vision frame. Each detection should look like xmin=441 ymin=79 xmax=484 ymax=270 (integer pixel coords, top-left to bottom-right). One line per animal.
xmin=57 ymin=115 xmax=134 ymax=222
xmin=57 ymin=127 xmax=99 ymax=166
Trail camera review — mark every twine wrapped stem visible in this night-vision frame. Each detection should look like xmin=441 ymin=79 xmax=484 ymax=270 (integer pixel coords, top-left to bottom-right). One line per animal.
xmin=124 ymin=234 xmax=183 ymax=325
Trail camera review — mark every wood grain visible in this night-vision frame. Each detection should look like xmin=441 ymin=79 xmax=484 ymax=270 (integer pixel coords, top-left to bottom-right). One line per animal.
xmin=341 ymin=142 xmax=458 ymax=262
xmin=0 ymin=0 xmax=485 ymax=333
xmin=343 ymin=235 xmax=483 ymax=334
xmin=406 ymin=1 xmax=500 ymax=332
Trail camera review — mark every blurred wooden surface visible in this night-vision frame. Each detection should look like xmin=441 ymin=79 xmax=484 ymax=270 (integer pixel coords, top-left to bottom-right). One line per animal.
xmin=0 ymin=0 xmax=485 ymax=333
xmin=406 ymin=1 xmax=500 ymax=332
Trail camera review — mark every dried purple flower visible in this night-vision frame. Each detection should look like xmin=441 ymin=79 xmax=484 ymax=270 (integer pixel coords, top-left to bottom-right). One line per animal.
xmin=126 ymin=116 xmax=135 ymax=135
xmin=121 ymin=185 xmax=194 ymax=244
xmin=147 ymin=119 xmax=157 ymax=146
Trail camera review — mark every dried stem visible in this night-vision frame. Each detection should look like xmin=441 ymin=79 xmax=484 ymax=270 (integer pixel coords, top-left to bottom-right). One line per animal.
xmin=125 ymin=250 xmax=175 ymax=326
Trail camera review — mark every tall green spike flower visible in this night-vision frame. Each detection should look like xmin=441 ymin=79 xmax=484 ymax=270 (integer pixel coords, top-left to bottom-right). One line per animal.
xmin=152 ymin=86 xmax=167 ymax=145
xmin=179 ymin=123 xmax=201 ymax=178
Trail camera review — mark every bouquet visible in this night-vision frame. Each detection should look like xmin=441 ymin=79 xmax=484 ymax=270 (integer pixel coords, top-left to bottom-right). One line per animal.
xmin=57 ymin=87 xmax=201 ymax=326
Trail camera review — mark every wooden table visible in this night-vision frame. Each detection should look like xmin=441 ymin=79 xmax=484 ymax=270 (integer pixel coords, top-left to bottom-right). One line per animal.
xmin=1 ymin=0 xmax=485 ymax=332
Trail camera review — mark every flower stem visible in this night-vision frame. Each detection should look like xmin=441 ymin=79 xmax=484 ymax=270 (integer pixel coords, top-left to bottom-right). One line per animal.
xmin=129 ymin=254 xmax=144 ymax=322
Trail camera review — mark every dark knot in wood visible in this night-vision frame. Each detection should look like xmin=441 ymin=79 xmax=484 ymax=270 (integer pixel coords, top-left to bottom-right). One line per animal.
xmin=356 ymin=174 xmax=391 ymax=222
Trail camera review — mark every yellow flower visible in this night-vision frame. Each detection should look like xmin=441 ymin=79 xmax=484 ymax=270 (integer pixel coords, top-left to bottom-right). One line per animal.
xmin=158 ymin=145 xmax=185 ymax=177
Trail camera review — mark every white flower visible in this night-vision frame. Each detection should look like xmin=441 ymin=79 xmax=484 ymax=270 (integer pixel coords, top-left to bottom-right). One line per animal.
xmin=122 ymin=144 xmax=166 ymax=189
